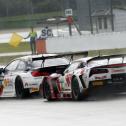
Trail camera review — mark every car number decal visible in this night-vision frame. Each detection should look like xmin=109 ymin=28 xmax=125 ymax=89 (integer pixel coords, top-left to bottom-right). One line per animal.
xmin=3 ymin=79 xmax=10 ymax=87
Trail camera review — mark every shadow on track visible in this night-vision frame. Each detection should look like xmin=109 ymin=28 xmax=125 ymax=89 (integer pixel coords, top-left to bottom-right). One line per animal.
xmin=86 ymin=90 xmax=126 ymax=102
xmin=0 ymin=92 xmax=42 ymax=101
xmin=43 ymin=88 xmax=126 ymax=103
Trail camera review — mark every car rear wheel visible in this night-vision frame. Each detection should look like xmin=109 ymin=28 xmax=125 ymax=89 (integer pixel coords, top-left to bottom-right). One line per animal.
xmin=15 ymin=77 xmax=29 ymax=98
xmin=44 ymin=81 xmax=52 ymax=101
xmin=39 ymin=84 xmax=43 ymax=98
xmin=72 ymin=77 xmax=84 ymax=101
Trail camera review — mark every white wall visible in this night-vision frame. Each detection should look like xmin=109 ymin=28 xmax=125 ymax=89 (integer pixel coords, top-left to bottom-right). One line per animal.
xmin=46 ymin=32 xmax=126 ymax=53
xmin=114 ymin=9 xmax=126 ymax=32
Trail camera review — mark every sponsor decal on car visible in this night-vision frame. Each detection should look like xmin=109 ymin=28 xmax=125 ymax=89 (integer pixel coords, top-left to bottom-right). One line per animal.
xmin=95 ymin=76 xmax=107 ymax=80
xmin=3 ymin=79 xmax=10 ymax=87
xmin=111 ymin=69 xmax=125 ymax=73
xmin=92 ymin=81 xmax=103 ymax=86
xmin=65 ymin=74 xmax=72 ymax=86
xmin=30 ymin=88 xmax=39 ymax=93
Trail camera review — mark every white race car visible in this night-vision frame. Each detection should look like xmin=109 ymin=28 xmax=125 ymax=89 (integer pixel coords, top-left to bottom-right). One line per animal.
xmin=0 ymin=54 xmax=69 ymax=98
xmin=41 ymin=54 xmax=126 ymax=101
xmin=40 ymin=57 xmax=92 ymax=100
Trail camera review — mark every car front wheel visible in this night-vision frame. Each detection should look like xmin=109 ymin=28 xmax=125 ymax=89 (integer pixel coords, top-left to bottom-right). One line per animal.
xmin=15 ymin=77 xmax=29 ymax=98
xmin=72 ymin=77 xmax=84 ymax=101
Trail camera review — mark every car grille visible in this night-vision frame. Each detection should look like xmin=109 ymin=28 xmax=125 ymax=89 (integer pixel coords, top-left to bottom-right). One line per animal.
xmin=111 ymin=73 xmax=126 ymax=82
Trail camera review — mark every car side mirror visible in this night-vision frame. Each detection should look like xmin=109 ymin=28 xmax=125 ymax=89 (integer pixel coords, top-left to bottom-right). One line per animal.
xmin=25 ymin=66 xmax=32 ymax=71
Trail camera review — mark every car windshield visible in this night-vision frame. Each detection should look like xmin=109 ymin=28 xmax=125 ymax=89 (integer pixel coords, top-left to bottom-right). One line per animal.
xmin=32 ymin=58 xmax=69 ymax=68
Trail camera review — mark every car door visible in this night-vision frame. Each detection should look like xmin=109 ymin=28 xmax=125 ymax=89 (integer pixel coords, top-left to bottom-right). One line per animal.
xmin=2 ymin=60 xmax=20 ymax=96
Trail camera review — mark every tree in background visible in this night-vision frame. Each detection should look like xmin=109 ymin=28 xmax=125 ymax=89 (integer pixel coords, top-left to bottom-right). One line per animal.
xmin=0 ymin=0 xmax=77 ymax=17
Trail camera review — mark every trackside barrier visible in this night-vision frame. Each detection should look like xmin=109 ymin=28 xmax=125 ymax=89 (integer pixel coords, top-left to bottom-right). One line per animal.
xmin=36 ymin=39 xmax=47 ymax=54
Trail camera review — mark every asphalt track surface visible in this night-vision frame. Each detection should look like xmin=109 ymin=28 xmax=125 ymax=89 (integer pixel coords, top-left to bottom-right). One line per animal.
xmin=0 ymin=92 xmax=126 ymax=126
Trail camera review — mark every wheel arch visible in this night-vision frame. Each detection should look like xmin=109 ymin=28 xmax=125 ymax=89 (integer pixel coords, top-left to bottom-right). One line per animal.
xmin=71 ymin=75 xmax=76 ymax=83
xmin=71 ymin=75 xmax=86 ymax=91
xmin=71 ymin=75 xmax=89 ymax=100
xmin=15 ymin=75 xmax=24 ymax=87
xmin=15 ymin=75 xmax=30 ymax=98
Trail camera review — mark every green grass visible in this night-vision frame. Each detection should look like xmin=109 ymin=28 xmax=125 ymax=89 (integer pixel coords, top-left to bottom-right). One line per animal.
xmin=1 ymin=42 xmax=126 ymax=54
xmin=0 ymin=42 xmax=30 ymax=53
xmin=0 ymin=12 xmax=62 ymax=22
xmin=0 ymin=55 xmax=25 ymax=65
xmin=0 ymin=41 xmax=33 ymax=64
xmin=0 ymin=11 xmax=64 ymax=29
xmin=0 ymin=42 xmax=126 ymax=65
xmin=88 ymin=48 xmax=126 ymax=57
xmin=0 ymin=11 xmax=78 ymax=29
xmin=0 ymin=42 xmax=31 ymax=65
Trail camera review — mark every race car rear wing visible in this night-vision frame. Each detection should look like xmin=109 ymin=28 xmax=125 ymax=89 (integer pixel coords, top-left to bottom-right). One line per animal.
xmin=87 ymin=54 xmax=126 ymax=64
xmin=32 ymin=51 xmax=88 ymax=61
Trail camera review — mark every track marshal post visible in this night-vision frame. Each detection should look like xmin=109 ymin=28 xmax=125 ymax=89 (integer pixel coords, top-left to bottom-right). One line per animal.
xmin=36 ymin=26 xmax=53 ymax=54
xmin=65 ymin=9 xmax=73 ymax=36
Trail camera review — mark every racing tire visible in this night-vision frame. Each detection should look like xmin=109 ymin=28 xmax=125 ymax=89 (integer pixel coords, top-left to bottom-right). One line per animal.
xmin=39 ymin=84 xmax=44 ymax=98
xmin=15 ymin=77 xmax=30 ymax=99
xmin=44 ymin=81 xmax=53 ymax=101
xmin=72 ymin=77 xmax=84 ymax=101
